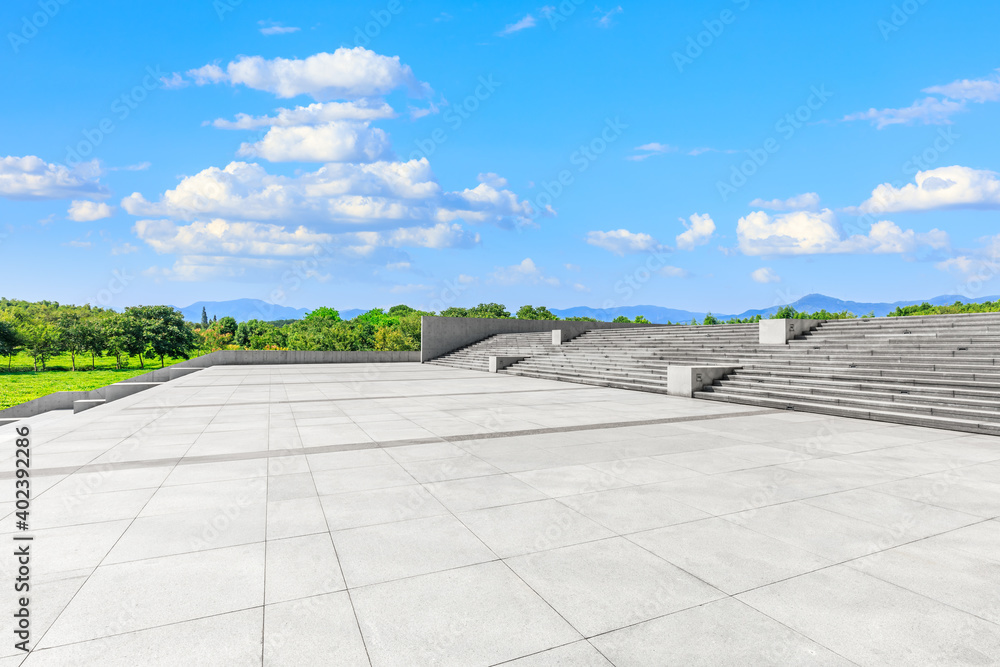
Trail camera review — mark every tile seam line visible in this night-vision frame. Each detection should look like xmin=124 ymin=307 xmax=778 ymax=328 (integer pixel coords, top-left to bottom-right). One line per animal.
xmin=6 ymin=409 xmax=774 ymax=479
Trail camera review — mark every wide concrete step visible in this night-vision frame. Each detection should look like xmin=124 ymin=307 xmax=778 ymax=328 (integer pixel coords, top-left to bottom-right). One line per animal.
xmin=703 ymin=383 xmax=1000 ymax=421
xmin=695 ymin=391 xmax=1000 ymax=436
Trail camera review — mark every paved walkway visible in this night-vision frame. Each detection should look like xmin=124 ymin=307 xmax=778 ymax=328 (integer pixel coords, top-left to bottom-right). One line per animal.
xmin=1 ymin=363 xmax=998 ymax=665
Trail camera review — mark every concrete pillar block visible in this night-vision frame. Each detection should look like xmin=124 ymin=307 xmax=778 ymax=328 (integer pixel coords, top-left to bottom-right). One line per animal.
xmin=489 ymin=355 xmax=526 ymax=373
xmin=759 ymin=319 xmax=820 ymax=344
xmin=666 ymin=366 xmax=737 ymax=397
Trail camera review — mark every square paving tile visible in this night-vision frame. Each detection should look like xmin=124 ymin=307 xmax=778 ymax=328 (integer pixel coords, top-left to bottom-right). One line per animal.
xmin=458 ymin=499 xmax=614 ymax=557
xmin=591 ymin=597 xmax=853 ymax=666
xmin=629 ymin=516 xmax=832 ymax=594
xmin=425 ymin=474 xmax=547 ymax=512
xmin=738 ymin=565 xmax=1000 ymax=666
xmin=39 ymin=543 xmax=265 ymax=647
xmin=351 ymin=561 xmax=580 ymax=667
xmin=264 ymin=592 xmax=368 ymax=666
xmin=506 ymin=537 xmax=724 ymax=637
xmin=559 ymin=483 xmax=710 ymax=534
xmin=334 ymin=514 xmax=496 ymax=587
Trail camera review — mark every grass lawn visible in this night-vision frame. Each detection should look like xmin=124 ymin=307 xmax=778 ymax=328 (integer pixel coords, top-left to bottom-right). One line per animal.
xmin=0 ymin=351 xmax=205 ymax=411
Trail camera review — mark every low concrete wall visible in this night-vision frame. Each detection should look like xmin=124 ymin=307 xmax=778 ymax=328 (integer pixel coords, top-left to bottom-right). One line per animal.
xmin=759 ymin=319 xmax=820 ymax=345
xmin=421 ymin=317 xmax=663 ymax=362
xmin=666 ymin=366 xmax=738 ymax=397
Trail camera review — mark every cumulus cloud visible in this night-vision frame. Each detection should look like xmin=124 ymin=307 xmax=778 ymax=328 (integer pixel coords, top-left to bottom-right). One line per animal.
xmin=236 ymin=122 xmax=392 ymax=162
xmin=67 ymin=200 xmax=114 ymax=221
xmin=489 ymin=258 xmax=560 ymax=286
xmin=675 ymin=213 xmax=715 ymax=250
xmin=0 ymin=156 xmax=108 ymax=200
xmin=188 ymin=48 xmax=429 ymax=100
xmin=737 ymin=208 xmax=948 ymax=256
xmin=499 ymin=14 xmax=537 ymax=36
xmin=843 ymin=68 xmax=1000 ymax=128
xmin=853 ymin=165 xmax=1000 ymax=214
xmin=210 ymin=100 xmax=396 ymax=130
xmin=748 ymin=192 xmax=820 ymax=211
xmin=121 ymin=160 xmax=533 ymax=228
xmin=586 ymin=229 xmax=666 ymax=256
xmin=750 ymin=267 xmax=781 ymax=283
xmin=935 ymin=235 xmax=1000 ymax=283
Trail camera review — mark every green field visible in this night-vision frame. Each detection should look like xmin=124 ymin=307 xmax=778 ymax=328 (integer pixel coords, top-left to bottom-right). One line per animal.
xmin=0 ymin=351 xmax=201 ymax=411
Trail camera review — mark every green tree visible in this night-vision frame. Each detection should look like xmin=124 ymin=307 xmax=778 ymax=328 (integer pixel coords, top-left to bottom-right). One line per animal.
xmin=126 ymin=306 xmax=197 ymax=368
xmin=217 ymin=316 xmax=238 ymax=337
xmin=440 ymin=307 xmax=469 ymax=317
xmin=516 ymin=305 xmax=559 ymax=320
xmin=235 ymin=319 xmax=283 ymax=349
xmin=634 ymin=315 xmax=651 ymax=324
xmin=23 ymin=322 xmax=62 ymax=371
xmin=613 ymin=315 xmax=631 ymax=323
xmin=702 ymin=312 xmax=719 ymax=326
xmin=200 ymin=307 xmax=209 ymax=328
xmin=468 ymin=303 xmax=510 ymax=319
xmin=304 ymin=307 xmax=341 ymax=323
xmin=57 ymin=312 xmax=90 ymax=371
xmin=0 ymin=310 xmax=23 ymax=371
xmin=79 ymin=318 xmax=107 ymax=370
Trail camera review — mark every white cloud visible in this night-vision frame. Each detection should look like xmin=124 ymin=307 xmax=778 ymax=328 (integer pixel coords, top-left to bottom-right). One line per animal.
xmin=258 ymin=20 xmax=300 ymax=35
xmin=564 ymin=263 xmax=580 ymax=271
xmin=854 ymin=166 xmax=1000 ymax=214
xmin=67 ymin=200 xmax=114 ymax=221
xmin=935 ymin=235 xmax=1000 ymax=282
xmin=659 ymin=266 xmax=690 ymax=278
xmin=63 ymin=239 xmax=92 ymax=249
xmin=490 ymin=258 xmax=560 ymax=286
xmin=210 ymin=100 xmax=396 ymax=129
xmin=595 ymin=5 xmax=623 ymax=27
xmin=385 ymin=261 xmax=411 ymax=271
xmin=675 ymin=213 xmax=715 ymax=250
xmin=390 ymin=283 xmax=431 ymax=294
xmin=842 ymin=97 xmax=966 ymax=129
xmin=737 ymin=208 xmax=948 ymax=256
xmin=843 ymin=68 xmax=1000 ymax=128
xmin=144 ymin=256 xmax=288 ymax=282
xmin=748 ymin=192 xmax=820 ymax=211
xmin=750 ymin=267 xmax=780 ymax=283
xmin=626 ymin=143 xmax=677 ymax=161
xmin=189 ymin=48 xmax=429 ymax=100
xmin=586 ymin=229 xmax=665 ymax=256
xmin=236 ymin=122 xmax=392 ymax=163
xmin=0 ymin=156 xmax=108 ymax=200
xmin=499 ymin=14 xmax=537 ymax=36
xmin=159 ymin=72 xmax=188 ymax=89
xmin=121 ymin=159 xmax=533 ymax=228
xmin=573 ymin=282 xmax=590 ymax=292
xmin=136 ymin=219 xmax=478 ymax=257
xmin=187 ymin=64 xmax=227 ymax=85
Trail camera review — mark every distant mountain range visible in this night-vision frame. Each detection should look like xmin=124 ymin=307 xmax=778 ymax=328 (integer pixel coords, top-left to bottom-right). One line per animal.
xmin=177 ymin=294 xmax=999 ymax=324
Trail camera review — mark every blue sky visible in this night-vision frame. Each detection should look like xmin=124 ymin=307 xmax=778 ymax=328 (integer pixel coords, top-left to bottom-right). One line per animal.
xmin=2 ymin=0 xmax=999 ymax=314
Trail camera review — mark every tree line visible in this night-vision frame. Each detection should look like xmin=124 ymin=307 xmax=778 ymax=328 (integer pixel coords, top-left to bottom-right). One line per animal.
xmin=0 ymin=299 xmax=195 ymax=371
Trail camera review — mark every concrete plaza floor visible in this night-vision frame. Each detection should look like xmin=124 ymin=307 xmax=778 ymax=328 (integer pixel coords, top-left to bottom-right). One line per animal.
xmin=1 ymin=362 xmax=999 ymax=666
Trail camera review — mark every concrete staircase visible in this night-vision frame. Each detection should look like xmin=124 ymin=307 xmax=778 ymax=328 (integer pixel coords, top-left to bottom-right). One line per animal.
xmin=696 ymin=312 xmax=1000 ymax=435
xmin=428 ymin=331 xmax=558 ymax=373
xmin=426 ymin=314 xmax=1000 ymax=435
xmin=502 ymin=324 xmax=758 ymax=393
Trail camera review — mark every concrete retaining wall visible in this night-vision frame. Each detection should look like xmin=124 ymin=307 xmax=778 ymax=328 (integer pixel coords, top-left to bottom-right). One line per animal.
xmin=420 ymin=317 xmax=663 ymax=362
